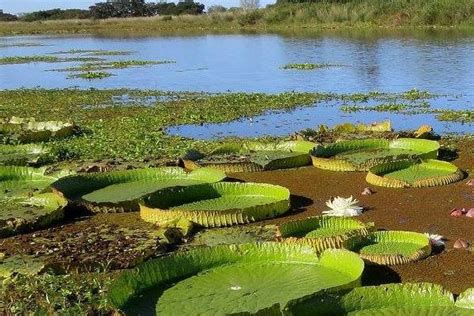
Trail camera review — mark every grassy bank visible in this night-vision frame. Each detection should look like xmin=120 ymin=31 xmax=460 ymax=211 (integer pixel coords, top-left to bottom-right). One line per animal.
xmin=1 ymin=0 xmax=474 ymax=36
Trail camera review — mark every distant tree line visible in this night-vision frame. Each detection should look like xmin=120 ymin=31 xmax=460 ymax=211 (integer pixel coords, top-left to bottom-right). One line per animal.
xmin=0 ymin=0 xmax=206 ymax=22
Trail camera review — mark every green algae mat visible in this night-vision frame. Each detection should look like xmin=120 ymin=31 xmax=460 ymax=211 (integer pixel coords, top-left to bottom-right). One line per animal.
xmin=108 ymin=243 xmax=364 ymax=315
xmin=366 ymin=159 xmax=464 ymax=188
xmin=181 ymin=140 xmax=315 ymax=172
xmin=0 ymin=166 xmax=68 ymax=237
xmin=311 ymin=138 xmax=439 ymax=171
xmin=277 ymin=216 xmax=374 ymax=252
xmin=355 ymin=231 xmax=431 ymax=265
xmin=51 ymin=167 xmax=226 ymax=213
xmin=140 ymin=182 xmax=290 ymax=227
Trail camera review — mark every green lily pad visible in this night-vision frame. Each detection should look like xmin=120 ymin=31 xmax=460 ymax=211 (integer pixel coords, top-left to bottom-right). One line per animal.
xmin=289 ymin=283 xmax=474 ymax=315
xmin=355 ymin=231 xmax=431 ymax=265
xmin=366 ymin=159 xmax=464 ymax=188
xmin=0 ymin=167 xmax=68 ymax=237
xmin=0 ymin=116 xmax=76 ymax=143
xmin=0 ymin=144 xmax=51 ymax=166
xmin=277 ymin=216 xmax=374 ymax=252
xmin=51 ymin=167 xmax=226 ymax=213
xmin=140 ymin=182 xmax=290 ymax=227
xmin=311 ymin=138 xmax=439 ymax=171
xmin=108 ymin=243 xmax=364 ymax=314
xmin=181 ymin=140 xmax=315 ymax=172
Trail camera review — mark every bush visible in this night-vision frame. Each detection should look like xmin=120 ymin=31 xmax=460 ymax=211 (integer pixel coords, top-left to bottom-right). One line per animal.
xmin=238 ymin=10 xmax=264 ymax=26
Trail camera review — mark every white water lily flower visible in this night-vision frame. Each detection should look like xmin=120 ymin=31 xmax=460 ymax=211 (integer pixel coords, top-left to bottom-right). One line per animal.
xmin=425 ymin=233 xmax=446 ymax=247
xmin=323 ymin=196 xmax=364 ymax=217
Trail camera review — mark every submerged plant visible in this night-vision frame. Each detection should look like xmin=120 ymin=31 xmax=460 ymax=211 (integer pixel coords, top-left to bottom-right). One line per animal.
xmin=323 ymin=196 xmax=364 ymax=217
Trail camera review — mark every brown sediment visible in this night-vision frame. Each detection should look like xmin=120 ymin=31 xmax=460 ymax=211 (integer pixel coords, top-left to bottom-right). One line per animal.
xmin=230 ymin=139 xmax=473 ymax=294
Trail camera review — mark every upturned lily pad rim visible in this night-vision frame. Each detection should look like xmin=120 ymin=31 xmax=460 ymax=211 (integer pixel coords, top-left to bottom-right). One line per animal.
xmin=311 ymin=138 xmax=440 ymax=171
xmin=276 ymin=216 xmax=375 ymax=252
xmin=140 ymin=182 xmax=291 ymax=227
xmin=108 ymin=243 xmax=364 ymax=311
xmin=366 ymin=159 xmax=464 ymax=188
xmin=356 ymin=230 xmax=431 ymax=265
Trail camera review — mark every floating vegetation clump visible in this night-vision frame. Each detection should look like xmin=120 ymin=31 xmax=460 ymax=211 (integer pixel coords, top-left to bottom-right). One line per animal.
xmin=436 ymin=110 xmax=474 ymax=123
xmin=0 ymin=116 xmax=77 ymax=143
xmin=140 ymin=182 xmax=290 ymax=227
xmin=108 ymin=243 xmax=364 ymax=314
xmin=366 ymin=159 xmax=464 ymax=188
xmin=0 ymin=166 xmax=68 ymax=237
xmin=0 ymin=55 xmax=103 ymax=65
xmin=51 ymin=167 xmax=225 ymax=213
xmin=340 ymin=101 xmax=430 ymax=113
xmin=311 ymin=138 xmax=440 ymax=171
xmin=355 ymin=230 xmax=431 ymax=265
xmin=52 ymin=60 xmax=176 ymax=72
xmin=0 ymin=144 xmax=51 ymax=166
xmin=68 ymin=71 xmax=114 ymax=80
xmin=281 ymin=63 xmax=341 ymax=70
xmin=276 ymin=216 xmax=374 ymax=252
xmin=291 ymin=283 xmax=474 ymax=315
xmin=181 ymin=140 xmax=315 ymax=172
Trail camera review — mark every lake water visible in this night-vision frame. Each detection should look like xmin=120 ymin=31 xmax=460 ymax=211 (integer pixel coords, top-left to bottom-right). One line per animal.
xmin=1 ymin=33 xmax=473 ymax=136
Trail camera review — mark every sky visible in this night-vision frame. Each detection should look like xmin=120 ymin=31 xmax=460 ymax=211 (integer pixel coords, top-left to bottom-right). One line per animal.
xmin=1 ymin=0 xmax=276 ymax=14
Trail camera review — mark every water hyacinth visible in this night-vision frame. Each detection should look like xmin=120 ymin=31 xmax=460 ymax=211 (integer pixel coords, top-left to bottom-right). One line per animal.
xmin=323 ymin=196 xmax=364 ymax=217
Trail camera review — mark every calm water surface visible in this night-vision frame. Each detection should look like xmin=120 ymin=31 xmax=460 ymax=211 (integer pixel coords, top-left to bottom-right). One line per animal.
xmin=1 ymin=33 xmax=473 ymax=136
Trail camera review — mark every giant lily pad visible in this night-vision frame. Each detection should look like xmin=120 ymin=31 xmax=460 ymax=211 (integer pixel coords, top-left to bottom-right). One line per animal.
xmin=180 ymin=140 xmax=315 ymax=172
xmin=0 ymin=166 xmax=68 ymax=237
xmin=0 ymin=116 xmax=76 ymax=143
xmin=366 ymin=159 xmax=464 ymax=188
xmin=0 ymin=144 xmax=50 ymax=166
xmin=51 ymin=167 xmax=226 ymax=213
xmin=140 ymin=182 xmax=290 ymax=227
xmin=311 ymin=138 xmax=439 ymax=171
xmin=355 ymin=231 xmax=431 ymax=265
xmin=289 ymin=283 xmax=474 ymax=315
xmin=277 ymin=216 xmax=374 ymax=252
xmin=108 ymin=243 xmax=364 ymax=314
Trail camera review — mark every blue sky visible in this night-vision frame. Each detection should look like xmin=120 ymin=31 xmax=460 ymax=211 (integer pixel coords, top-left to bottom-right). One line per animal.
xmin=1 ymin=0 xmax=276 ymax=14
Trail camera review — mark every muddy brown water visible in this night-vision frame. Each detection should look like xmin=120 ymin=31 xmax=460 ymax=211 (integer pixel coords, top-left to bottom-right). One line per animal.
xmin=1 ymin=139 xmax=472 ymax=295
xmin=231 ymin=139 xmax=474 ymax=294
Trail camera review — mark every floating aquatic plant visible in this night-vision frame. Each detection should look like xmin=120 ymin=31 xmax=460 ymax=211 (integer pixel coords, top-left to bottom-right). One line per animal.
xmin=140 ymin=182 xmax=290 ymax=227
xmin=323 ymin=196 xmax=364 ymax=217
xmin=181 ymin=140 xmax=315 ymax=172
xmin=311 ymin=138 xmax=440 ymax=171
xmin=290 ymin=282 xmax=474 ymax=315
xmin=68 ymin=71 xmax=114 ymax=80
xmin=51 ymin=167 xmax=225 ymax=213
xmin=0 ymin=116 xmax=76 ymax=143
xmin=281 ymin=63 xmax=342 ymax=70
xmin=424 ymin=233 xmax=446 ymax=247
xmin=0 ymin=166 xmax=68 ymax=237
xmin=276 ymin=216 xmax=373 ymax=252
xmin=355 ymin=230 xmax=432 ymax=265
xmin=108 ymin=243 xmax=364 ymax=314
xmin=366 ymin=159 xmax=463 ymax=188
xmin=0 ymin=144 xmax=51 ymax=166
